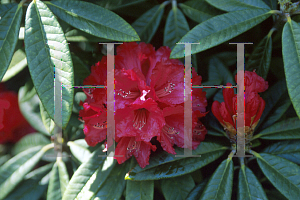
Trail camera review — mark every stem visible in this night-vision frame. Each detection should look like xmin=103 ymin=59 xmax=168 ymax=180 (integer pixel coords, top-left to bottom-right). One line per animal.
xmin=42 ymin=143 xmax=55 ymax=153
xmin=270 ymin=10 xmax=283 ymax=15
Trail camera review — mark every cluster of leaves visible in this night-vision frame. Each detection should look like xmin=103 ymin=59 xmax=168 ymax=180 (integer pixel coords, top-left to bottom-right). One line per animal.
xmin=0 ymin=0 xmax=300 ymax=199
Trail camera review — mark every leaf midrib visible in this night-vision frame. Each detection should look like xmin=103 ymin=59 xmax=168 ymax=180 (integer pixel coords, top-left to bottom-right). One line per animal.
xmin=172 ymin=8 xmax=270 ymax=57
xmin=131 ymin=147 xmax=227 ymax=173
xmin=258 ymin=154 xmax=300 ymax=196
xmin=45 ymin=1 xmax=137 ymax=39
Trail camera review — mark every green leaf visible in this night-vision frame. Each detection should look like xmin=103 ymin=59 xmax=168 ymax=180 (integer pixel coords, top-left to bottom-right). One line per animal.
xmin=126 ymin=180 xmax=154 ymax=200
xmin=12 ymin=133 xmax=50 ymax=155
xmin=4 ymin=163 xmax=53 ymax=200
xmin=246 ymin=31 xmax=273 ymax=79
xmin=45 ymin=0 xmax=139 ymax=41
xmin=0 ymin=3 xmax=23 ymax=81
xmin=62 ymin=148 xmax=115 ymax=200
xmin=1 ymin=49 xmax=27 ymax=82
xmin=18 ymin=82 xmax=50 ymax=136
xmin=0 ymin=155 xmax=10 ymax=166
xmin=179 ymin=0 xmax=223 ymax=23
xmin=40 ymin=102 xmax=55 ymax=134
xmin=186 ymin=179 xmax=208 ymax=200
xmin=65 ymin=29 xmax=111 ymax=42
xmin=71 ymin=52 xmax=90 ymax=86
xmin=95 ymin=0 xmax=147 ymax=10
xmin=256 ymin=80 xmax=290 ymax=131
xmin=261 ymin=140 xmax=300 ymax=164
xmin=282 ymin=19 xmax=300 ymax=119
xmin=170 ymin=9 xmax=272 ymax=58
xmin=161 ymin=174 xmax=195 ymax=200
xmin=126 ymin=142 xmax=227 ymax=180
xmin=0 ymin=3 xmax=17 ymax=15
xmin=203 ymin=56 xmax=234 ymax=99
xmin=132 ymin=4 xmax=165 ymax=43
xmin=206 ymin=0 xmax=270 ymax=11
xmin=254 ymin=117 xmax=300 ymax=140
xmin=25 ymin=0 xmax=74 ymax=128
xmin=253 ymin=152 xmax=300 ymax=199
xmin=262 ymin=0 xmax=278 ymax=10
xmin=68 ymin=140 xmax=92 ymax=163
xmin=47 ymin=159 xmax=69 ymax=200
xmin=164 ymin=3 xmax=189 ymax=50
xmin=199 ymin=158 xmax=234 ymax=200
xmin=0 ymin=145 xmax=51 ymax=199
xmin=94 ymin=160 xmax=130 ymax=200
xmin=238 ymin=164 xmax=267 ymax=200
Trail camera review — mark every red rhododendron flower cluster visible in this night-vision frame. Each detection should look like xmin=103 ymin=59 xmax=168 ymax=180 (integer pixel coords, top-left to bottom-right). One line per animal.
xmin=79 ymin=42 xmax=208 ymax=168
xmin=0 ymin=85 xmax=34 ymax=144
xmin=212 ymin=71 xmax=268 ymax=143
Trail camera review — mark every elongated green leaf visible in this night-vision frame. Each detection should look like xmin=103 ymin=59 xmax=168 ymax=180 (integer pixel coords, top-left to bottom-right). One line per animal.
xmin=94 ymin=160 xmax=130 ymax=200
xmin=65 ymin=29 xmax=111 ymax=42
xmin=62 ymin=148 xmax=115 ymax=200
xmin=45 ymin=0 xmax=139 ymax=41
xmin=206 ymin=0 xmax=270 ymax=11
xmin=262 ymin=140 xmax=300 ymax=164
xmin=68 ymin=140 xmax=92 ymax=163
xmin=282 ymin=19 xmax=300 ymax=119
xmin=47 ymin=159 xmax=69 ymax=200
xmin=132 ymin=4 xmax=165 ymax=43
xmin=0 ymin=155 xmax=10 ymax=166
xmin=0 ymin=3 xmax=22 ymax=81
xmin=126 ymin=180 xmax=154 ymax=200
xmin=253 ymin=152 xmax=300 ymax=199
xmin=254 ymin=117 xmax=300 ymax=140
xmin=95 ymin=0 xmax=147 ymax=10
xmin=263 ymin=0 xmax=277 ymax=10
xmin=203 ymin=56 xmax=234 ymax=99
xmin=2 ymin=49 xmax=27 ymax=82
xmin=0 ymin=145 xmax=52 ymax=199
xmin=0 ymin=3 xmax=16 ymax=15
xmin=4 ymin=163 xmax=52 ymax=200
xmin=25 ymin=0 xmax=74 ymax=128
xmin=171 ymin=9 xmax=272 ymax=58
xmin=246 ymin=32 xmax=272 ymax=79
xmin=238 ymin=164 xmax=267 ymax=200
xmin=40 ymin=102 xmax=55 ymax=134
xmin=12 ymin=133 xmax=50 ymax=155
xmin=18 ymin=82 xmax=50 ymax=136
xmin=164 ymin=3 xmax=189 ymax=50
xmin=256 ymin=80 xmax=290 ymax=131
xmin=71 ymin=52 xmax=90 ymax=86
xmin=186 ymin=179 xmax=208 ymax=200
xmin=179 ymin=0 xmax=223 ymax=23
xmin=126 ymin=142 xmax=228 ymax=180
xmin=200 ymin=158 xmax=233 ymax=200
xmin=161 ymin=174 xmax=195 ymax=200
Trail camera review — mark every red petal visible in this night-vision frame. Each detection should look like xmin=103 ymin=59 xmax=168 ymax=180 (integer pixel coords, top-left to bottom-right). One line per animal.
xmin=222 ymin=83 xmax=235 ymax=116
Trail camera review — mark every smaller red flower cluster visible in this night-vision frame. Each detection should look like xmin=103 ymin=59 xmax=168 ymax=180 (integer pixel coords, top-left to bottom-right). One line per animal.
xmin=212 ymin=71 xmax=268 ymax=143
xmin=79 ymin=42 xmax=208 ymax=168
xmin=0 ymin=85 xmax=34 ymax=144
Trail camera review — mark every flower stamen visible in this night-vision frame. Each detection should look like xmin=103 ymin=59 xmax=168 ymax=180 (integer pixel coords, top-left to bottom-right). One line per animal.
xmin=156 ymin=81 xmax=175 ymax=98
xmin=132 ymin=109 xmax=147 ymax=130
xmin=93 ymin=121 xmax=107 ymax=129
xmin=117 ymin=88 xmax=140 ymax=99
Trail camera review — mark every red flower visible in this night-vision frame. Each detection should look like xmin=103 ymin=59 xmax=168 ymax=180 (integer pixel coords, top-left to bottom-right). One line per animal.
xmin=0 ymin=89 xmax=34 ymax=144
xmin=158 ymin=106 xmax=207 ymax=154
xmin=212 ymin=71 xmax=268 ymax=143
xmin=79 ymin=42 xmax=208 ymax=168
xmin=236 ymin=70 xmax=268 ymax=93
xmin=115 ymin=137 xmax=156 ymax=168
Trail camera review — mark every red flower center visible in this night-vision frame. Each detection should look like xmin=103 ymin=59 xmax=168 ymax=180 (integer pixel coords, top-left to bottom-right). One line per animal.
xmin=155 ymin=81 xmax=175 ymax=98
xmin=132 ymin=108 xmax=148 ymax=130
